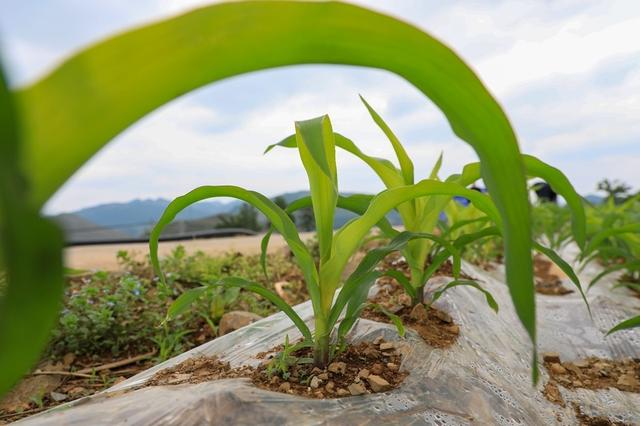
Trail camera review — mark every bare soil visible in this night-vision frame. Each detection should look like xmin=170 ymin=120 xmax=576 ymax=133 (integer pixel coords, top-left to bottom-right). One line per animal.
xmin=146 ymin=338 xmax=407 ymax=399
xmin=542 ymin=353 xmax=639 ymax=425
xmin=534 ymin=255 xmax=573 ymax=295
xmin=360 ymin=253 xmax=464 ymax=347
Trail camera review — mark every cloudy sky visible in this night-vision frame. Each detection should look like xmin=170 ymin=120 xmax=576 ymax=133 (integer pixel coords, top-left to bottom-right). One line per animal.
xmin=1 ymin=0 xmax=639 ymax=214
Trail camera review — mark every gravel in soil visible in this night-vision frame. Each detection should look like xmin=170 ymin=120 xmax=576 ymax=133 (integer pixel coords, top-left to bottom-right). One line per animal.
xmin=146 ymin=338 xmax=408 ymax=399
xmin=534 ymin=256 xmax=573 ymax=296
xmin=541 ymin=353 xmax=639 ymax=425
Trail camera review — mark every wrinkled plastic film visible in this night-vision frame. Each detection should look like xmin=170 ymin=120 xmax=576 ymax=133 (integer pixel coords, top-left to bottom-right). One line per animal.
xmin=18 ymin=249 xmax=640 ymax=425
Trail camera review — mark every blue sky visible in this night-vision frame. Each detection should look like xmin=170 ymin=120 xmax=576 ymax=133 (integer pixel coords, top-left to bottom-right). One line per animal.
xmin=1 ymin=0 xmax=639 ymax=213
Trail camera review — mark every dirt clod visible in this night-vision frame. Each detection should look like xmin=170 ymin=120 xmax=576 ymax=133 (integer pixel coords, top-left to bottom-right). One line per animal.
xmin=348 ymin=382 xmax=367 ymax=396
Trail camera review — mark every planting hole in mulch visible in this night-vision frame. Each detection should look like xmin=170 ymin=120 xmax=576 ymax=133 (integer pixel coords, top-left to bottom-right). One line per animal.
xmin=534 ymin=256 xmax=573 ymax=296
xmin=360 ymin=254 xmax=464 ymax=347
xmin=145 ymin=338 xmax=407 ymax=399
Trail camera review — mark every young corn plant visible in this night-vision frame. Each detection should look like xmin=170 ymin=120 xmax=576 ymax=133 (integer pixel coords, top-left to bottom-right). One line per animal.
xmin=267 ymin=97 xmax=590 ymax=311
xmin=151 ymin=115 xmax=504 ymax=367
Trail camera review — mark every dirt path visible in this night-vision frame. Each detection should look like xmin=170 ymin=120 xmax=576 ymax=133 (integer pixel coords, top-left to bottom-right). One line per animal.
xmin=64 ymin=232 xmax=315 ymax=271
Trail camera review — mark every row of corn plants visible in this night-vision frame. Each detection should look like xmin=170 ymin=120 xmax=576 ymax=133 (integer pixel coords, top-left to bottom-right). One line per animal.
xmin=2 ymin=0 xmax=618 ymax=396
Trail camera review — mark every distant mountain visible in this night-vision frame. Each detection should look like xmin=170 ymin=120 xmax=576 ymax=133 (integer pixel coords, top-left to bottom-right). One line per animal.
xmin=51 ymin=213 xmax=130 ymax=244
xmin=50 ymin=191 xmax=403 ymax=241
xmin=67 ymin=198 xmax=240 ymax=236
xmin=584 ymin=194 xmax=605 ymax=205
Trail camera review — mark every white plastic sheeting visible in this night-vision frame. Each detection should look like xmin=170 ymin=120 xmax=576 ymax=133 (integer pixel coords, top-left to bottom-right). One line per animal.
xmin=17 ymin=252 xmax=640 ymax=425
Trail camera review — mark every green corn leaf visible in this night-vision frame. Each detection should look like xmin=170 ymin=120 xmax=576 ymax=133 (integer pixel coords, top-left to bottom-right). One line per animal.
xmin=336 ymin=271 xmax=381 ymax=341
xmin=359 ymin=95 xmax=414 ymax=186
xmin=213 ymin=277 xmax=312 ymax=341
xmin=583 ymin=223 xmax=640 ymax=259
xmin=368 ymin=303 xmax=406 ymax=337
xmin=295 ymin=116 xmax=338 ymax=265
xmin=533 ymin=242 xmax=591 ymax=317
xmin=429 ymin=152 xmax=444 ymax=180
xmin=148 ymin=185 xmax=321 ymax=317
xmin=0 ymin=68 xmax=65 ymax=396
xmin=383 ymin=270 xmax=416 ymax=300
xmin=260 ymin=228 xmax=274 ymax=279
xmin=606 ymin=315 xmax=640 ymax=335
xmin=588 ymin=261 xmax=640 ymax=291
xmin=166 ymin=286 xmax=209 ymax=322
xmin=522 ymin=155 xmax=586 ymax=249
xmin=430 ymin=279 xmax=499 ymax=313
xmin=13 ymin=0 xmax=535 ymax=381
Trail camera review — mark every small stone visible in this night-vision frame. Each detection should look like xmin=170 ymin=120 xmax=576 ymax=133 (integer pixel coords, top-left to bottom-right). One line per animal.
xmin=367 ymin=374 xmax=391 ymax=393
xmin=434 ymin=309 xmax=453 ymax=324
xmin=387 ymin=363 xmax=399 ymax=372
xmin=309 ymin=376 xmax=321 ymax=389
xmin=379 ymin=342 xmax=395 ymax=351
xmin=572 ymin=380 xmax=583 ymax=387
xmin=325 ymin=381 xmax=335 ymax=393
xmin=328 ymin=361 xmax=347 ymax=374
xmin=617 ymin=374 xmax=638 ymax=387
xmin=336 ymin=388 xmax=350 ymax=397
xmin=358 ymin=369 xmax=370 ymax=379
xmin=318 ymin=373 xmax=329 ymax=381
xmin=371 ymin=363 xmax=384 ymax=375
xmin=278 ymin=382 xmax=291 ymax=392
xmin=550 ymin=363 xmax=567 ymax=375
xmin=373 ymin=336 xmax=385 ymax=345
xmin=166 ymin=373 xmax=191 ymax=384
xmin=67 ymin=386 xmax=86 ymax=396
xmin=218 ymin=311 xmax=263 ymax=335
xmin=409 ymin=303 xmax=427 ymax=322
xmin=270 ymin=375 xmax=280 ymax=385
xmin=348 ymin=382 xmax=367 ymax=396
xmin=311 ymin=367 xmax=323 ymax=375
xmin=542 ymin=352 xmax=561 ymax=364
xmin=573 ymin=360 xmax=590 ymax=368
xmin=398 ymin=293 xmax=412 ymax=307
xmin=446 ymin=325 xmax=460 ymax=335
xmin=50 ymin=391 xmax=68 ymax=402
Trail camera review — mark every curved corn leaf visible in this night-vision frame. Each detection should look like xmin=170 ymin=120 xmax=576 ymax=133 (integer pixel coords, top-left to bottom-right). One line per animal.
xmin=522 ymin=155 xmax=586 ymax=249
xmin=335 ymin=271 xmax=381 ymax=341
xmin=430 ymin=279 xmax=499 ymax=313
xmin=606 ymin=315 xmax=640 ymax=335
xmin=213 ymin=277 xmax=312 ymax=341
xmin=260 ymin=228 xmax=274 ymax=278
xmin=148 ymin=185 xmax=321 ymax=316
xmin=533 ymin=242 xmax=591 ymax=317
xmin=368 ymin=303 xmax=406 ymax=337
xmin=0 ymin=68 xmax=65 ymax=397
xmin=383 ymin=270 xmax=416 ymax=300
xmin=583 ymin=223 xmax=640 ymax=258
xmin=359 ymin=95 xmax=414 ymax=186
xmin=166 ymin=286 xmax=209 ymax=322
xmin=15 ymin=0 xmax=534 ymax=380
xmin=588 ymin=261 xmax=640 ymax=291
xmin=454 ymin=155 xmax=586 ymax=249
xmin=295 ymin=116 xmax=337 ymax=265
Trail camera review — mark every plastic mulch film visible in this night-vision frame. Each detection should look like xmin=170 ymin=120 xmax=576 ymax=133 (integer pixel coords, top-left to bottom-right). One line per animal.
xmin=17 ymin=250 xmax=640 ymax=425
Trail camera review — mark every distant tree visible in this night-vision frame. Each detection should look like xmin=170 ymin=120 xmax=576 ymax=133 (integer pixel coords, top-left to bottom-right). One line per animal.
xmin=216 ymin=203 xmax=262 ymax=231
xmin=597 ymin=179 xmax=631 ymax=204
xmin=296 ymin=207 xmax=315 ymax=232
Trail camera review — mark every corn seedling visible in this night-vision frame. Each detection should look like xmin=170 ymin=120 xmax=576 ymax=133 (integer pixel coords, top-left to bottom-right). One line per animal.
xmin=152 ymin=115 xmax=503 ymax=366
